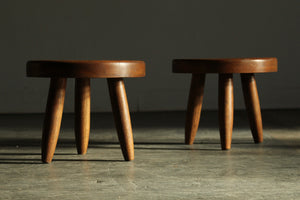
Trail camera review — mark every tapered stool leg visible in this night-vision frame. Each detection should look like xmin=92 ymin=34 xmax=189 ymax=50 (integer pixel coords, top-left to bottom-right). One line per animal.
xmin=75 ymin=78 xmax=91 ymax=154
xmin=185 ymin=74 xmax=206 ymax=144
xmin=42 ymin=78 xmax=67 ymax=163
xmin=107 ymin=78 xmax=134 ymax=161
xmin=218 ymin=74 xmax=234 ymax=150
xmin=241 ymin=73 xmax=263 ymax=143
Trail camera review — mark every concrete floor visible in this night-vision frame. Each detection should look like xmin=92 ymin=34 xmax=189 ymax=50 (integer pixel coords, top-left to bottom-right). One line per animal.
xmin=0 ymin=110 xmax=299 ymax=200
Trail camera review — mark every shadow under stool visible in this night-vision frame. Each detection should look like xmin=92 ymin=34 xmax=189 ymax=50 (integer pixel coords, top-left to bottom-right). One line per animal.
xmin=27 ymin=60 xmax=145 ymax=163
xmin=173 ymin=58 xmax=278 ymax=150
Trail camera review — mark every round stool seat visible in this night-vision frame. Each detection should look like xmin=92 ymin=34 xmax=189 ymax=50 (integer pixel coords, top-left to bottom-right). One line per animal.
xmin=27 ymin=60 xmax=146 ymax=78
xmin=173 ymin=57 xmax=277 ymax=73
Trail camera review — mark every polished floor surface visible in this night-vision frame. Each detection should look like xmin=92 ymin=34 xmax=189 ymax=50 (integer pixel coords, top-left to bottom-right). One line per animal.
xmin=0 ymin=110 xmax=299 ymax=199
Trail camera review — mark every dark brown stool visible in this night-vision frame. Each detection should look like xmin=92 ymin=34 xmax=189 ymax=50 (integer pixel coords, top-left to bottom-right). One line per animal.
xmin=173 ymin=58 xmax=277 ymax=150
xmin=27 ymin=60 xmax=145 ymax=163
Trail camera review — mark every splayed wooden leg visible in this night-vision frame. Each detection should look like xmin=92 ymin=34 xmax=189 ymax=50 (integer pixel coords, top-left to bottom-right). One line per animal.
xmin=107 ymin=78 xmax=134 ymax=161
xmin=42 ymin=78 xmax=67 ymax=163
xmin=219 ymin=74 xmax=234 ymax=150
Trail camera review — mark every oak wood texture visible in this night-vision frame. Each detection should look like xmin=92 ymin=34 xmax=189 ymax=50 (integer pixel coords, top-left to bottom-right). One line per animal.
xmin=241 ymin=74 xmax=263 ymax=143
xmin=173 ymin=58 xmax=278 ymax=73
xmin=185 ymin=74 xmax=206 ymax=144
xmin=107 ymin=78 xmax=134 ymax=161
xmin=173 ymin=57 xmax=277 ymax=150
xmin=27 ymin=60 xmax=146 ymax=78
xmin=75 ymin=78 xmax=91 ymax=155
xmin=218 ymin=74 xmax=234 ymax=150
xmin=42 ymin=78 xmax=67 ymax=163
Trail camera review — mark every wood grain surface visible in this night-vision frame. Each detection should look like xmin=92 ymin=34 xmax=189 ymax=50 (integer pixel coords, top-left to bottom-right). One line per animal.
xmin=241 ymin=74 xmax=263 ymax=143
xmin=185 ymin=74 xmax=206 ymax=145
xmin=107 ymin=78 xmax=134 ymax=161
xmin=42 ymin=78 xmax=67 ymax=163
xmin=27 ymin=60 xmax=146 ymax=78
xmin=173 ymin=58 xmax=277 ymax=73
xmin=75 ymin=78 xmax=91 ymax=155
xmin=218 ymin=74 xmax=234 ymax=150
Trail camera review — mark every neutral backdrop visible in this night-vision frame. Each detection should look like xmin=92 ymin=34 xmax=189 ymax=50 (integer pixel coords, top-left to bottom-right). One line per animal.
xmin=1 ymin=0 xmax=299 ymax=113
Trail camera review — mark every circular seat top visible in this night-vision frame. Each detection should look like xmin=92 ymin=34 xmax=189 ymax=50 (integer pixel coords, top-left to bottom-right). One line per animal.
xmin=27 ymin=60 xmax=146 ymax=78
xmin=173 ymin=57 xmax=277 ymax=73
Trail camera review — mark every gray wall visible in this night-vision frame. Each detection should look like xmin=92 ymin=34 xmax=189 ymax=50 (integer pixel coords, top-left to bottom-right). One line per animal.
xmin=1 ymin=0 xmax=299 ymax=113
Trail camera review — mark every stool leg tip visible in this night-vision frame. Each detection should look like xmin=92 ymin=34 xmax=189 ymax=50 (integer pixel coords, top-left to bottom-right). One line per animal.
xmin=77 ymin=150 xmax=87 ymax=155
xmin=221 ymin=144 xmax=231 ymax=150
xmin=185 ymin=140 xmax=194 ymax=145
xmin=42 ymin=157 xmax=52 ymax=164
xmin=124 ymin=156 xmax=134 ymax=161
xmin=254 ymin=138 xmax=263 ymax=144
xmin=221 ymin=147 xmax=231 ymax=150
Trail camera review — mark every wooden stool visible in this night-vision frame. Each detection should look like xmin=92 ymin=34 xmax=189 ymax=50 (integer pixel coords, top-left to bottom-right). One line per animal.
xmin=173 ymin=58 xmax=277 ymax=150
xmin=27 ymin=60 xmax=145 ymax=163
